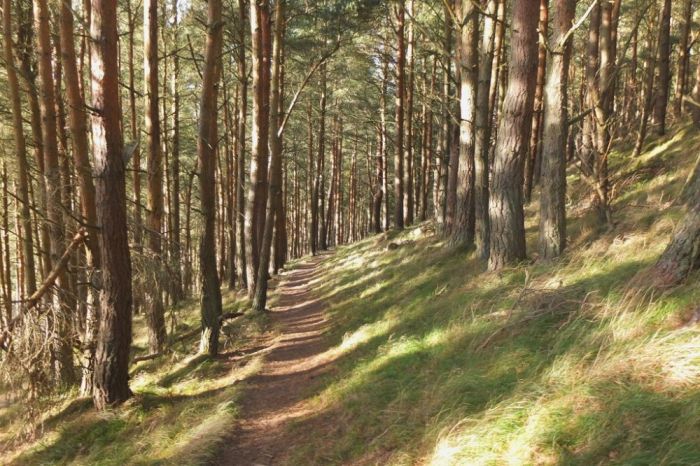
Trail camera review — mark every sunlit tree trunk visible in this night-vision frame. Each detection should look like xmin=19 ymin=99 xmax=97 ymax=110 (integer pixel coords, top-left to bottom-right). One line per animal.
xmin=487 ymin=0 xmax=540 ymax=271
xmin=539 ymin=0 xmax=576 ymax=260
xmin=91 ymin=0 xmax=133 ymax=409
xmin=394 ymin=0 xmax=406 ymax=230
xmin=197 ymin=0 xmax=224 ymax=355
xmin=450 ymin=0 xmax=478 ymax=247
xmin=2 ymin=0 xmax=36 ymax=297
xmin=652 ymin=0 xmax=671 ymax=135
xmin=34 ymin=0 xmax=75 ymax=385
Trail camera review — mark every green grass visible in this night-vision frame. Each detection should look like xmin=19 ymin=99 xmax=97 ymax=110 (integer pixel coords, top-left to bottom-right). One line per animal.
xmin=0 ymin=289 xmax=270 ymax=466
xmin=279 ymin=123 xmax=700 ymax=465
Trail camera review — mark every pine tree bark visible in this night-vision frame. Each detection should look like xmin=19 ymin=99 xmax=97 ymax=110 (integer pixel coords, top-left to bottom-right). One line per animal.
xmin=2 ymin=0 xmax=36 ymax=297
xmin=473 ymin=0 xmax=497 ymax=259
xmin=197 ymin=0 xmax=224 ymax=355
xmin=394 ymin=1 xmax=406 ymax=230
xmin=524 ymin=0 xmax=548 ymax=203
xmin=487 ymin=0 xmax=540 ymax=271
xmin=236 ymin=0 xmax=248 ymax=290
xmin=143 ymin=0 xmax=167 ymax=353
xmin=450 ymin=0 xmax=478 ymax=247
xmin=245 ymin=0 xmax=272 ymax=291
xmin=404 ymin=0 xmax=415 ymax=225
xmin=652 ymin=0 xmax=672 ymax=135
xmin=539 ymin=0 xmax=576 ymax=260
xmin=34 ymin=0 xmax=75 ymax=385
xmin=91 ymin=0 xmax=133 ymax=409
xmin=253 ymin=0 xmax=284 ymax=313
xmin=674 ymin=0 xmax=693 ymax=117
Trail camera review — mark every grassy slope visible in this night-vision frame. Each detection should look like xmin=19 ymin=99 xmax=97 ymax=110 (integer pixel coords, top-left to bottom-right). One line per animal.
xmin=0 ymin=290 xmax=273 ymax=465
xmin=282 ymin=124 xmax=700 ymax=465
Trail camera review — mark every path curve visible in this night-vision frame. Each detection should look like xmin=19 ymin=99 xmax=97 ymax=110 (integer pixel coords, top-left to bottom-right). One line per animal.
xmin=215 ymin=253 xmax=333 ymax=466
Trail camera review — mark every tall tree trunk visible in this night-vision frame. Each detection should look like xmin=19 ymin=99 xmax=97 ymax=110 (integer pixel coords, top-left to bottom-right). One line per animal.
xmin=473 ymin=0 xmax=497 ymax=259
xmin=170 ymin=0 xmax=184 ymax=302
xmin=253 ymin=0 xmax=284 ymax=313
xmin=236 ymin=0 xmax=248 ymax=290
xmin=34 ymin=0 xmax=75 ymax=385
xmin=674 ymin=0 xmax=693 ymax=117
xmin=450 ymin=0 xmax=478 ymax=247
xmin=487 ymin=0 xmax=540 ymax=271
xmin=394 ymin=1 xmax=406 ymax=230
xmin=524 ymin=0 xmax=548 ymax=203
xmin=311 ymin=64 xmax=327 ymax=253
xmin=91 ymin=0 xmax=133 ymax=409
xmin=652 ymin=0 xmax=672 ymax=135
xmin=245 ymin=0 xmax=272 ymax=291
xmin=197 ymin=0 xmax=224 ymax=355
xmin=144 ymin=0 xmax=167 ymax=353
xmin=2 ymin=0 xmax=36 ymax=297
xmin=539 ymin=0 xmax=576 ymax=260
xmin=404 ymin=0 xmax=415 ymax=225
xmin=59 ymin=0 xmax=102 ymax=394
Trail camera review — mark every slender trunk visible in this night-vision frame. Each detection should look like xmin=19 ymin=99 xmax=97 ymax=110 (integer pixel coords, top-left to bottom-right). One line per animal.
xmin=674 ymin=0 xmax=693 ymax=117
xmin=197 ymin=0 xmax=224 ymax=355
xmin=2 ymin=0 xmax=36 ymax=297
xmin=524 ymin=0 xmax=548 ymax=203
xmin=394 ymin=1 xmax=406 ymax=229
xmin=253 ymin=0 xmax=284 ymax=313
xmin=652 ymin=0 xmax=672 ymax=135
xmin=539 ymin=0 xmax=576 ymax=260
xmin=144 ymin=0 xmax=166 ymax=353
xmin=473 ymin=0 xmax=497 ymax=259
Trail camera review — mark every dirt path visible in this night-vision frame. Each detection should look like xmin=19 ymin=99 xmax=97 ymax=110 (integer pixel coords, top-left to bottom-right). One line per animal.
xmin=215 ymin=254 xmax=334 ymax=466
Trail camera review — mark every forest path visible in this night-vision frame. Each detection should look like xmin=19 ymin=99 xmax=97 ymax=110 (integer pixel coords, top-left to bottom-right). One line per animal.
xmin=215 ymin=253 xmax=334 ymax=466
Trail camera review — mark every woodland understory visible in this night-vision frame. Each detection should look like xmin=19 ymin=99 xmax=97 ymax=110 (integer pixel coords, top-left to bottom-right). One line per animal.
xmin=0 ymin=0 xmax=700 ymax=463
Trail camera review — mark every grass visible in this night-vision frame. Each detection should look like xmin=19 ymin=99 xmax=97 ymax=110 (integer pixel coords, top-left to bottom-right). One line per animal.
xmin=0 ymin=289 xmax=272 ymax=466
xmin=277 ymin=122 xmax=700 ymax=465
xmin=1 ymin=124 xmax=699 ymax=465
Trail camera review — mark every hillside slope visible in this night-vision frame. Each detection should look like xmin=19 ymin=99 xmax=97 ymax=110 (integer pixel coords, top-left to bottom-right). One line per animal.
xmin=274 ymin=124 xmax=700 ymax=465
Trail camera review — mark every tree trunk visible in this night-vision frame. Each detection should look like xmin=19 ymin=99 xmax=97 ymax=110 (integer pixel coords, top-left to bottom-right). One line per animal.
xmin=450 ymin=0 xmax=478 ymax=247
xmin=487 ymin=0 xmax=540 ymax=271
xmin=524 ymin=0 xmax=548 ymax=203
xmin=236 ymin=0 xmax=248 ymax=290
xmin=539 ymin=0 xmax=576 ymax=260
xmin=245 ymin=0 xmax=272 ymax=291
xmin=674 ymin=0 xmax=693 ymax=117
xmin=253 ymin=0 xmax=284 ymax=313
xmin=473 ymin=0 xmax=497 ymax=259
xmin=197 ymin=0 xmax=224 ymax=355
xmin=394 ymin=1 xmax=406 ymax=230
xmin=652 ymin=158 xmax=700 ymax=286
xmin=34 ymin=0 xmax=75 ymax=385
xmin=2 ymin=0 xmax=36 ymax=297
xmin=404 ymin=0 xmax=415 ymax=225
xmin=90 ymin=0 xmax=133 ymax=409
xmin=652 ymin=0 xmax=672 ymax=135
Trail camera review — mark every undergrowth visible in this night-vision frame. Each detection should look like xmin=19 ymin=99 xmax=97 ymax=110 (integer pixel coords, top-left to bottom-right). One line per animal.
xmin=280 ymin=123 xmax=700 ymax=465
xmin=0 ymin=289 xmax=271 ymax=466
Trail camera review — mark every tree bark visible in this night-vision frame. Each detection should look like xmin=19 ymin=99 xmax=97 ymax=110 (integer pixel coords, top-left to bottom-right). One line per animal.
xmin=674 ymin=0 xmax=693 ymax=117
xmin=143 ymin=0 xmax=167 ymax=353
xmin=487 ymin=0 xmax=540 ymax=271
xmin=394 ymin=1 xmax=406 ymax=230
xmin=197 ymin=0 xmax=224 ymax=355
xmin=450 ymin=0 xmax=478 ymax=247
xmin=539 ymin=0 xmax=576 ymax=260
xmin=652 ymin=0 xmax=672 ymax=135
xmin=2 ymin=0 xmax=36 ymax=297
xmin=90 ymin=0 xmax=133 ymax=409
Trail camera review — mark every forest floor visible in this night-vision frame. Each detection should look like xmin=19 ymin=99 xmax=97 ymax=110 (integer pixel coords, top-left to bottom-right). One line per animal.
xmin=215 ymin=253 xmax=335 ymax=465
xmin=2 ymin=123 xmax=700 ymax=465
